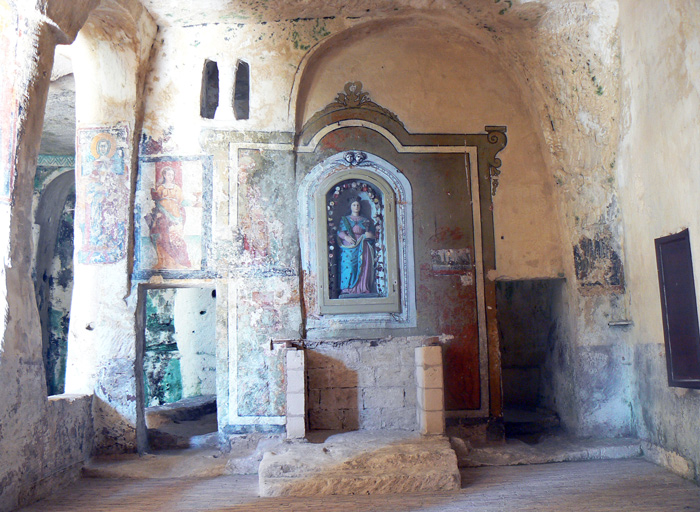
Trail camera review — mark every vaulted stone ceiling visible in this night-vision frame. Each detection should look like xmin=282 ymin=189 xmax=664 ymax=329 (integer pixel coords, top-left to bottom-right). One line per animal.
xmin=138 ymin=0 xmax=545 ymax=26
xmin=40 ymin=48 xmax=75 ymax=156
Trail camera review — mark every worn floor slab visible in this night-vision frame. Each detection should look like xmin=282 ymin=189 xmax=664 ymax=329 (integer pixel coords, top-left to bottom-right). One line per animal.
xmin=259 ymin=430 xmax=461 ymax=497
xmin=460 ymin=435 xmax=642 ymax=467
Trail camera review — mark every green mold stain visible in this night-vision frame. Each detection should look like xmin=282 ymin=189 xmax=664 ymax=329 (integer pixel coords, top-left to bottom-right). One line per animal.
xmin=143 ymin=289 xmax=182 ymax=405
xmin=290 ymin=20 xmax=332 ymax=51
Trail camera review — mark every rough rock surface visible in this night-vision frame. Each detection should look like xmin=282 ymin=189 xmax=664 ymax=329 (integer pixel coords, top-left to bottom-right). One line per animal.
xmin=258 ymin=430 xmax=460 ymax=497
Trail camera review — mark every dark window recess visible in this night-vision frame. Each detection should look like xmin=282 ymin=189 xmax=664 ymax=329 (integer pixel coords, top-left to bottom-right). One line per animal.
xmin=234 ymin=61 xmax=250 ymax=120
xmin=655 ymin=228 xmax=700 ymax=388
xmin=200 ymin=60 xmax=219 ymax=119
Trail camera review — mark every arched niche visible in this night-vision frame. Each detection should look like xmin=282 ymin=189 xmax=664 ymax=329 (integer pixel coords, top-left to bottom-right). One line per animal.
xmin=299 ymin=150 xmax=415 ymax=327
xmin=295 ymin=80 xmax=506 ymax=415
xmin=291 ymin=18 xmax=565 ymax=281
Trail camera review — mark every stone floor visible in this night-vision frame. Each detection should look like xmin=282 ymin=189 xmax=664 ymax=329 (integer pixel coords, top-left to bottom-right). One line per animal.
xmin=19 ymin=459 xmax=700 ymax=511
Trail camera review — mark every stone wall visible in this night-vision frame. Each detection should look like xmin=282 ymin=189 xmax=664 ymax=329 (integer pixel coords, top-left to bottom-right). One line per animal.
xmin=617 ymin=0 xmax=700 ymax=481
xmin=305 ymin=338 xmax=421 ymax=431
xmin=0 ymin=393 xmax=94 ymax=510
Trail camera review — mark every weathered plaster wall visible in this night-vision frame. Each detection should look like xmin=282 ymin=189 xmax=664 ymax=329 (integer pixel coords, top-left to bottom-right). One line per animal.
xmin=486 ymin=1 xmax=634 ymax=437
xmin=174 ymin=287 xmax=216 ymax=398
xmin=33 ymin=162 xmax=76 ymax=397
xmin=617 ymin=0 xmax=700 ymax=479
xmin=143 ymin=287 xmax=216 ymax=406
xmin=144 ymin=288 xmax=181 ymax=405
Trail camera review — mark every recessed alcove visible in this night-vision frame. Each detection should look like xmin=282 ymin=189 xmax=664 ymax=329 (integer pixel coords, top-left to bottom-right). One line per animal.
xmin=496 ymin=278 xmax=565 ymax=440
xmin=141 ymin=287 xmax=218 ymax=450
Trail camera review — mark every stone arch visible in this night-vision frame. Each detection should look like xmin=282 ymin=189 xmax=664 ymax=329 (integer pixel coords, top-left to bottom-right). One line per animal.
xmin=33 ymin=167 xmax=75 ymax=395
xmin=291 ymin=16 xmax=565 ymax=282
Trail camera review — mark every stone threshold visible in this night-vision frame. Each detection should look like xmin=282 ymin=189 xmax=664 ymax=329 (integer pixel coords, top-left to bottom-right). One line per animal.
xmin=457 ymin=435 xmax=642 ymax=468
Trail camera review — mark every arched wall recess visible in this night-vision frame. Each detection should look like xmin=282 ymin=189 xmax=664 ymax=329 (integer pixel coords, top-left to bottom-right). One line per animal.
xmin=299 ymin=152 xmax=413 ymax=322
xmin=296 ymin=81 xmax=507 ymax=418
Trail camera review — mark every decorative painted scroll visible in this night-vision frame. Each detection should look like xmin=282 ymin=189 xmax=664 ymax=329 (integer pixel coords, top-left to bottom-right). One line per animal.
xmin=135 ymin=155 xmax=212 ymax=278
xmin=76 ymin=126 xmax=129 ymax=264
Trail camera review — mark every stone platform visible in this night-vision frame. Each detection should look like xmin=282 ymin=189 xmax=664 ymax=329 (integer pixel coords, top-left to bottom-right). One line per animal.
xmin=258 ymin=430 xmax=461 ymax=497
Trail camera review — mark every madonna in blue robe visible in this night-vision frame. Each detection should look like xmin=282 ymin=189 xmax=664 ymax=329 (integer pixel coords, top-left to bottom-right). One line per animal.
xmin=337 ymin=198 xmax=376 ymax=295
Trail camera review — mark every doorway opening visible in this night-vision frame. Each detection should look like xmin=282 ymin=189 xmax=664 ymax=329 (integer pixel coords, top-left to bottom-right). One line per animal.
xmin=141 ymin=286 xmax=218 ymax=450
xmin=496 ymin=278 xmax=564 ymax=443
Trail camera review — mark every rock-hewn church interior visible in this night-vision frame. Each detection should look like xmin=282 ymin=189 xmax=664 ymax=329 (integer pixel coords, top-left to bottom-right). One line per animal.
xmin=1 ymin=0 xmax=700 ymax=510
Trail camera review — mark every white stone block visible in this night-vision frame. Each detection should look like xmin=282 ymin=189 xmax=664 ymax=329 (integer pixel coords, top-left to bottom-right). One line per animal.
xmin=287 ymin=369 xmax=305 ymax=394
xmin=415 ymin=346 xmax=442 ymax=368
xmin=287 ymin=392 xmax=305 ymax=416
xmin=422 ymin=388 xmax=444 ymax=412
xmin=286 ymin=415 xmax=305 ymax=439
xmin=416 ymin=367 xmax=425 ymax=390
xmin=286 ymin=349 xmax=305 ymax=369
xmin=420 ymin=410 xmax=445 ymax=435
xmin=422 ymin=365 xmax=443 ymax=389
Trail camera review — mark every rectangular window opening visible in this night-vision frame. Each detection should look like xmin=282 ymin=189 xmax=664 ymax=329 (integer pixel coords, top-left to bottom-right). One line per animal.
xmin=234 ymin=61 xmax=249 ymax=120
xmin=655 ymin=228 xmax=700 ymax=388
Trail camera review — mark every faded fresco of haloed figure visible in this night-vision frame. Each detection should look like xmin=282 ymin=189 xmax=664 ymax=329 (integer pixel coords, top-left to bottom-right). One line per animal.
xmin=327 ymin=179 xmax=388 ymax=299
xmin=139 ymin=160 xmax=203 ymax=271
xmin=76 ymin=128 xmax=129 ymax=264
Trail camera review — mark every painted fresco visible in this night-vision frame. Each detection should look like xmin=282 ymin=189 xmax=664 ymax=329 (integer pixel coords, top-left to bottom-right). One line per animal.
xmin=76 ymin=127 xmax=129 ymax=264
xmin=0 ymin=2 xmax=18 ymax=203
xmin=237 ymin=149 xmax=292 ymax=266
xmin=235 ymin=277 xmax=291 ymax=418
xmin=135 ymin=156 xmax=212 ymax=277
xmin=325 ymin=177 xmax=387 ymax=300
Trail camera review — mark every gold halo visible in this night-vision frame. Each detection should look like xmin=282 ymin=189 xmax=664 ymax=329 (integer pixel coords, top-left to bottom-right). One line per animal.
xmin=90 ymin=132 xmax=117 ymax=160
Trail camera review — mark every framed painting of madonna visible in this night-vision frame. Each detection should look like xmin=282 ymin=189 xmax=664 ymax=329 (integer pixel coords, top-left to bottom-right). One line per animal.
xmin=316 ymin=167 xmax=400 ymax=314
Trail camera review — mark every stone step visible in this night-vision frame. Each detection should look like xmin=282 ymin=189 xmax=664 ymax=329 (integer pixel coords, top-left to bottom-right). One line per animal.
xmin=460 ymin=436 xmax=642 ymax=468
xmin=145 ymin=395 xmax=217 ymax=428
xmin=503 ymin=407 xmax=561 ymax=439
xmin=258 ymin=431 xmax=461 ymax=497
xmin=145 ymin=395 xmax=218 ymax=450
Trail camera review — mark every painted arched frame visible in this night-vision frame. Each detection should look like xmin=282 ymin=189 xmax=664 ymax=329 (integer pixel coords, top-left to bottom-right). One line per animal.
xmin=316 ymin=166 xmax=399 ymax=314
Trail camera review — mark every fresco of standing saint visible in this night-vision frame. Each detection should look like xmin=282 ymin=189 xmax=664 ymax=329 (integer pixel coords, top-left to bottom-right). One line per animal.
xmin=145 ymin=166 xmax=192 ymax=269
